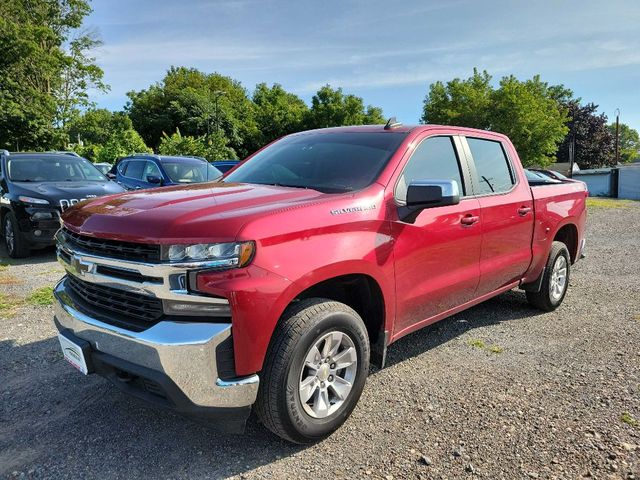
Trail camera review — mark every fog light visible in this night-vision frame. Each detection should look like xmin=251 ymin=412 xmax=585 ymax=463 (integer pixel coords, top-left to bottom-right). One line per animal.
xmin=34 ymin=230 xmax=42 ymax=236
xmin=163 ymin=299 xmax=231 ymax=316
xmin=31 ymin=211 xmax=54 ymax=220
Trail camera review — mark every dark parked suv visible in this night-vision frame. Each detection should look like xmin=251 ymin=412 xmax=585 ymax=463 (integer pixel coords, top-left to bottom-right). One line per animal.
xmin=111 ymin=154 xmax=222 ymax=190
xmin=0 ymin=151 xmax=124 ymax=257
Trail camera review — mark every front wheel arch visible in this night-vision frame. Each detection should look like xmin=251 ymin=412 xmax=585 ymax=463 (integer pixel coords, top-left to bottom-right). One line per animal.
xmin=256 ymin=297 xmax=370 ymax=443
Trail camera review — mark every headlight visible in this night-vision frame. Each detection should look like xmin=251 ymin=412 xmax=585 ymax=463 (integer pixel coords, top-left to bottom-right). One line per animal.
xmin=163 ymin=241 xmax=255 ymax=268
xmin=18 ymin=195 xmax=49 ymax=205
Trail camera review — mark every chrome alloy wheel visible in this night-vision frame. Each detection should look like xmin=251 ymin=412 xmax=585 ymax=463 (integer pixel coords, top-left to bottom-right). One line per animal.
xmin=298 ymin=331 xmax=358 ymax=419
xmin=549 ymin=255 xmax=568 ymax=302
xmin=4 ymin=219 xmax=15 ymax=255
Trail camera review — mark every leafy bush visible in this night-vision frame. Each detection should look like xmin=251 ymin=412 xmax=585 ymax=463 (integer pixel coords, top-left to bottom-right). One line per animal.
xmin=158 ymin=129 xmax=236 ymax=161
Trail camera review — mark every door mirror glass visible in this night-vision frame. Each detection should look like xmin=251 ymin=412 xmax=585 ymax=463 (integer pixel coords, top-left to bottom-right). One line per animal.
xmin=399 ymin=179 xmax=460 ymax=223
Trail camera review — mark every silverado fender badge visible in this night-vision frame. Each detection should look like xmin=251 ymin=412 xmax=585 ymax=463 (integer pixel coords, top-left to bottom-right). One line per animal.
xmin=330 ymin=204 xmax=376 ymax=215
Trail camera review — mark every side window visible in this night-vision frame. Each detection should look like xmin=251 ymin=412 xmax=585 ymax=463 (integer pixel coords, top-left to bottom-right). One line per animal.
xmin=396 ymin=136 xmax=464 ymax=201
xmin=143 ymin=161 xmax=161 ymax=180
xmin=117 ymin=160 xmax=129 ymax=175
xmin=123 ymin=160 xmax=145 ymax=180
xmin=467 ymin=138 xmax=514 ymax=195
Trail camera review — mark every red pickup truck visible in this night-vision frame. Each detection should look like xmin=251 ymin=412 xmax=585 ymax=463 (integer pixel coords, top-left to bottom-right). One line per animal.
xmin=53 ymin=123 xmax=587 ymax=443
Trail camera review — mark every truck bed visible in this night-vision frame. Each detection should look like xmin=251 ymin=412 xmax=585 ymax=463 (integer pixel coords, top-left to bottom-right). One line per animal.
xmin=525 ymin=179 xmax=588 ymax=284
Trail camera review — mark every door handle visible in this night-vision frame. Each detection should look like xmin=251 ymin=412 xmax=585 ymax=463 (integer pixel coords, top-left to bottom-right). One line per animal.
xmin=461 ymin=214 xmax=480 ymax=226
xmin=518 ymin=206 xmax=532 ymax=216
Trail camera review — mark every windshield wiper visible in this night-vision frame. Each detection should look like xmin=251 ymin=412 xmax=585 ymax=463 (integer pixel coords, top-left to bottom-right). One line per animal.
xmin=268 ymin=182 xmax=312 ymax=190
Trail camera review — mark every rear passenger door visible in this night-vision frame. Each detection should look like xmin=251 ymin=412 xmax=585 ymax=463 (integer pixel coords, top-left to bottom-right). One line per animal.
xmin=461 ymin=136 xmax=534 ymax=296
xmin=118 ymin=160 xmax=146 ymax=190
xmin=392 ymin=135 xmax=482 ymax=336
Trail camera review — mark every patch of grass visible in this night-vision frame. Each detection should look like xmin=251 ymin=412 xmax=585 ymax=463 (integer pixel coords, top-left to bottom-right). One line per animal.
xmin=0 ymin=293 xmax=22 ymax=317
xmin=0 ymin=275 xmax=23 ymax=286
xmin=0 ymin=262 xmax=9 ymax=272
xmin=621 ymin=412 xmax=638 ymax=428
xmin=467 ymin=338 xmax=503 ymax=354
xmin=26 ymin=286 xmax=54 ymax=306
xmin=586 ymin=197 xmax=634 ymax=209
xmin=468 ymin=339 xmax=486 ymax=349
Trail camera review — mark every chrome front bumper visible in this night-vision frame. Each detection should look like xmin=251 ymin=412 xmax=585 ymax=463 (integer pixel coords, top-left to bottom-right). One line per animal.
xmin=53 ymin=279 xmax=259 ymax=410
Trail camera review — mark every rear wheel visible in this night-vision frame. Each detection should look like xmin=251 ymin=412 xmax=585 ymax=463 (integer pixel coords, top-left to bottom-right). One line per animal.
xmin=3 ymin=212 xmax=29 ymax=258
xmin=526 ymin=241 xmax=570 ymax=311
xmin=256 ymin=298 xmax=370 ymax=444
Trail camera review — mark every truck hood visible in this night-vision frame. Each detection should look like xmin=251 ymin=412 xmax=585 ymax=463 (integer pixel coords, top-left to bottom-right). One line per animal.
xmin=13 ymin=181 xmax=124 ymax=207
xmin=61 ymin=182 xmax=328 ymax=243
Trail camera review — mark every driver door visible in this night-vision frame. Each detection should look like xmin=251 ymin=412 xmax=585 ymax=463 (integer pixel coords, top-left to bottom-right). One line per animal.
xmin=391 ymin=135 xmax=482 ymax=337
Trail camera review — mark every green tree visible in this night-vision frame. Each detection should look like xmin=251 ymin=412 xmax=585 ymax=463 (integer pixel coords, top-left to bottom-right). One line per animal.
xmin=0 ymin=0 xmax=106 ymax=150
xmin=55 ymin=33 xmax=109 ymax=130
xmin=157 ymin=129 xmax=236 ymax=161
xmin=608 ymin=122 xmax=640 ymax=163
xmin=252 ymin=83 xmax=308 ymax=145
xmin=421 ymin=68 xmax=493 ymax=128
xmin=126 ymin=67 xmax=259 ymax=157
xmin=306 ymin=85 xmax=385 ymax=129
xmin=68 ymin=109 xmax=151 ymax=162
xmin=491 ymin=75 xmax=569 ymax=167
xmin=67 ymin=109 xmax=133 ymax=146
xmin=421 ymin=70 xmax=569 ymax=167
xmin=92 ymin=128 xmax=151 ymax=164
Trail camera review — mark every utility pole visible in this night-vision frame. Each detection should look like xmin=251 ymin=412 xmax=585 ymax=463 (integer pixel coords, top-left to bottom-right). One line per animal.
xmin=568 ymin=131 xmax=575 ymax=178
xmin=213 ymin=90 xmax=226 ymax=134
xmin=614 ymin=108 xmax=620 ymax=165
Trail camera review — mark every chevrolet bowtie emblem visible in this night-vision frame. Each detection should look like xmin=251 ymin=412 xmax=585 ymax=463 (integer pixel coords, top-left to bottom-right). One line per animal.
xmin=70 ymin=255 xmax=95 ymax=277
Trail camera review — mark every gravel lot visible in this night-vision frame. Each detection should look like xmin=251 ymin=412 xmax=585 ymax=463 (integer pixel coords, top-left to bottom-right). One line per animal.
xmin=1 ymin=201 xmax=639 ymax=479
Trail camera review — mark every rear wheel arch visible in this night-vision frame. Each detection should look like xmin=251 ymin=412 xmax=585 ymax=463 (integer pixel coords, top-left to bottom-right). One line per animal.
xmin=553 ymin=223 xmax=578 ymax=263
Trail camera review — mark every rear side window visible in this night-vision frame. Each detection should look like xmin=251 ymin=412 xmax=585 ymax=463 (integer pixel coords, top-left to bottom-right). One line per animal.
xmin=123 ymin=160 xmax=145 ymax=180
xmin=467 ymin=138 xmax=514 ymax=195
xmin=396 ymin=136 xmax=464 ymax=201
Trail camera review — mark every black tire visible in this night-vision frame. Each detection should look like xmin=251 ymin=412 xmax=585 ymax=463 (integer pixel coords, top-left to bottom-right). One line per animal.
xmin=526 ymin=241 xmax=570 ymax=311
xmin=256 ymin=298 xmax=370 ymax=444
xmin=3 ymin=212 xmax=30 ymax=258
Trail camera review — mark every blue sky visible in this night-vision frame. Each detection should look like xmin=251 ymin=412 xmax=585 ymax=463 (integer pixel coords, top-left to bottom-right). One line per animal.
xmin=86 ymin=0 xmax=640 ymax=131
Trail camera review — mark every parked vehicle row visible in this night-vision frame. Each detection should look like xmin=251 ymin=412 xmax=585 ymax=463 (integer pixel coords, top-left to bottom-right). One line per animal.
xmin=0 ymin=151 xmax=125 ymax=258
xmin=107 ymin=154 xmax=223 ymax=191
xmin=0 ymin=151 xmax=239 ymax=257
xmin=51 ymin=122 xmax=588 ymax=443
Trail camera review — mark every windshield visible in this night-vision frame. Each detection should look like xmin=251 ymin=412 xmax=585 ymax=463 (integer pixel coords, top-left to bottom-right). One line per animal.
xmin=8 ymin=156 xmax=107 ymax=182
xmin=223 ymin=132 xmax=408 ymax=193
xmin=95 ymin=164 xmax=111 ymax=175
xmin=160 ymin=159 xmax=222 ymax=183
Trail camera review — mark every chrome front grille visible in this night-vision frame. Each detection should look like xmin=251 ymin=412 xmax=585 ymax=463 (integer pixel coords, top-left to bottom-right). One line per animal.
xmin=60 ymin=228 xmax=161 ymax=262
xmin=55 ymin=227 xmax=231 ymax=331
xmin=66 ymin=274 xmax=163 ymax=327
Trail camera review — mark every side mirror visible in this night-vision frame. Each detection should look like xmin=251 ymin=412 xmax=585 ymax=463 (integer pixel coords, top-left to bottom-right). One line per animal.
xmin=146 ymin=175 xmax=162 ymax=185
xmin=398 ymin=179 xmax=460 ymax=223
xmin=106 ymin=173 xmax=116 ymax=180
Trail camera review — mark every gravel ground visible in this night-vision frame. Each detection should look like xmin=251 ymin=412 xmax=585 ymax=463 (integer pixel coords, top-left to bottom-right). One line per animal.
xmin=1 ymin=201 xmax=639 ymax=479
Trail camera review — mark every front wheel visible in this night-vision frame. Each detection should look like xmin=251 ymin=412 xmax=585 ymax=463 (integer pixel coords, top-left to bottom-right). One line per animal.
xmin=526 ymin=241 xmax=570 ymax=311
xmin=3 ymin=212 xmax=30 ymax=258
xmin=256 ymin=298 xmax=370 ymax=444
